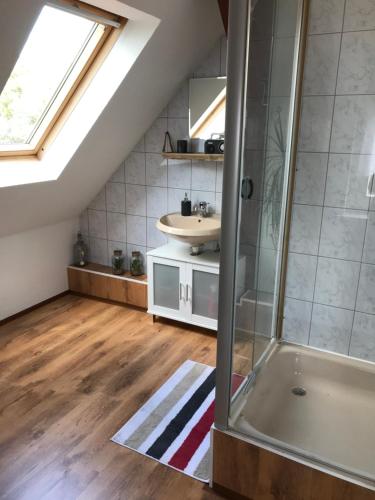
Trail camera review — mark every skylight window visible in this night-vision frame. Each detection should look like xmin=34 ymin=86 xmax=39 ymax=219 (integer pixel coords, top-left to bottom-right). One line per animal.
xmin=0 ymin=1 xmax=122 ymax=157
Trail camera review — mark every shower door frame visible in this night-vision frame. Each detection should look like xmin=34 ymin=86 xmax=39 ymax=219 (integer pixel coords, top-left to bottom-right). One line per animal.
xmin=215 ymin=0 xmax=310 ymax=430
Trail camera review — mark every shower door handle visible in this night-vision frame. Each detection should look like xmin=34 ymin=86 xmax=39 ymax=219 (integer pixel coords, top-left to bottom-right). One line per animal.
xmin=241 ymin=177 xmax=253 ymax=200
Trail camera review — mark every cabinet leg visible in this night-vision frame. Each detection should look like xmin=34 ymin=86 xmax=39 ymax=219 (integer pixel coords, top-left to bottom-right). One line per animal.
xmin=153 ymin=314 xmax=157 ymax=323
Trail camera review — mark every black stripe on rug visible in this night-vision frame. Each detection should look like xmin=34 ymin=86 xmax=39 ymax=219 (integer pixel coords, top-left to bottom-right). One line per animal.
xmin=146 ymin=369 xmax=216 ymax=460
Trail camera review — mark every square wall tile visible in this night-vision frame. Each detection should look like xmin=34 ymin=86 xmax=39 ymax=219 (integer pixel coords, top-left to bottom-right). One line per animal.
xmin=145 ymin=118 xmax=167 ymax=153
xmin=125 ymin=184 xmax=146 ymax=216
xmin=258 ymin=249 xmax=277 ymax=294
xmin=107 ymin=212 xmax=126 ymax=243
xmin=88 ymin=188 xmax=106 ymax=210
xmin=125 ymin=152 xmax=146 ymax=185
xmin=286 ymin=253 xmax=317 ymax=301
xmin=349 ymin=312 xmax=375 ymax=362
xmin=267 ymin=97 xmax=292 ymax=152
xmin=106 ymin=183 xmax=125 ymax=213
xmin=243 ymin=200 xmax=261 ymax=248
xmin=248 ymin=39 xmax=272 ymax=99
xmin=147 ymin=218 xmax=168 ymax=248
xmin=107 ymin=212 xmax=126 ymax=242
xmin=303 ymin=34 xmax=341 ymax=95
xmin=168 ymin=118 xmax=189 ymax=151
xmin=168 ymin=159 xmax=191 ymax=189
xmin=294 ymin=153 xmax=328 ymax=205
xmin=356 ymin=263 xmax=375 ymax=314
xmin=270 ymin=37 xmax=295 ymax=97
xmin=337 ymin=31 xmax=375 ymax=95
xmin=324 ymin=154 xmax=372 ymax=210
xmin=246 ymin=99 xmax=267 ymax=150
xmin=259 ymin=202 xmax=282 ymax=249
xmin=331 ymin=96 xmax=375 ymax=155
xmin=88 ymin=210 xmax=107 ymax=239
xmin=309 ymin=304 xmax=353 ymax=355
xmin=89 ymin=237 xmax=108 ymax=266
xmin=283 ymin=298 xmax=312 ymax=344
xmin=215 ymin=193 xmax=222 ymax=215
xmin=109 ymin=163 xmax=125 ymax=183
xmin=308 ymin=0 xmax=345 ymax=34
xmin=289 ymin=204 xmax=322 ymax=255
xmin=319 ymin=207 xmax=367 ymax=261
xmin=168 ymin=188 xmax=191 ymax=213
xmin=191 ymin=160 xmax=217 ymax=191
xmin=275 ymin=0 xmax=298 ymax=37
xmin=146 ymin=187 xmax=168 ymax=218
xmin=344 ymin=0 xmax=375 ymax=31
xmin=216 ymin=164 xmax=223 ymax=192
xmin=146 ymin=153 xmax=167 ymax=187
xmin=315 ymin=257 xmax=360 ymax=309
xmin=298 ymin=96 xmax=334 ymax=153
xmin=126 ymin=215 xmax=146 ymax=246
xmin=363 ymin=211 xmax=375 ymax=264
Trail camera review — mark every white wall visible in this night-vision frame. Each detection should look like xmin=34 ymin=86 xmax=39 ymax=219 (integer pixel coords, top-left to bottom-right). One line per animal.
xmin=0 ymin=218 xmax=78 ymax=320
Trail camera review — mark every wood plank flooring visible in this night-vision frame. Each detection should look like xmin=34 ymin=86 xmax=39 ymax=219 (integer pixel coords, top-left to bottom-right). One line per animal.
xmin=0 ymin=294 xmax=224 ymax=500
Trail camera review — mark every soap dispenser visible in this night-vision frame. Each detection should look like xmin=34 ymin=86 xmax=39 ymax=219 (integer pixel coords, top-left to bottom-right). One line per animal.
xmin=181 ymin=192 xmax=191 ymax=216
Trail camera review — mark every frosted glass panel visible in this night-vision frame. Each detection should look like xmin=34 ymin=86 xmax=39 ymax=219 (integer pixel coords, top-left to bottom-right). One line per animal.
xmin=192 ymin=270 xmax=219 ymax=319
xmin=153 ymin=263 xmax=180 ymax=310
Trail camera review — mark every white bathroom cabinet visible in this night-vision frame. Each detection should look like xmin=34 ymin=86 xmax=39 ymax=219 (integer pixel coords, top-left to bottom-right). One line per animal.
xmin=147 ymin=243 xmax=220 ymax=330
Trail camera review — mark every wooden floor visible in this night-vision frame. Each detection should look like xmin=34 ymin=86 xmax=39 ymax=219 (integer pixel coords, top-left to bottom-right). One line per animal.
xmin=0 ymin=294 xmax=225 ymax=500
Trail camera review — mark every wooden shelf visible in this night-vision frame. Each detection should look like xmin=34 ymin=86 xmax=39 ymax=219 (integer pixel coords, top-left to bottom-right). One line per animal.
xmin=161 ymin=152 xmax=224 ymax=162
xmin=69 ymin=263 xmax=147 ymax=283
xmin=67 ymin=263 xmax=147 ymax=309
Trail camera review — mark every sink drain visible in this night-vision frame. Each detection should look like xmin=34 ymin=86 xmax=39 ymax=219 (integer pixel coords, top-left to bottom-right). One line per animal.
xmin=291 ymin=386 xmax=306 ymax=396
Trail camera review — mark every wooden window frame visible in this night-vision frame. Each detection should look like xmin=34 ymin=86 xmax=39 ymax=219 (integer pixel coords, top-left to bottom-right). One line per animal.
xmin=0 ymin=0 xmax=126 ymax=160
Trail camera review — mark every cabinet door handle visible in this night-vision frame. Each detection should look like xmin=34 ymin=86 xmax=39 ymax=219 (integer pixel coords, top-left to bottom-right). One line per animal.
xmin=179 ymin=283 xmax=185 ymax=302
xmin=186 ymin=284 xmax=192 ymax=303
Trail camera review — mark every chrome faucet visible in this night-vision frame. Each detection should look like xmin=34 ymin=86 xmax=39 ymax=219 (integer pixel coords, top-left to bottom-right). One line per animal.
xmin=195 ymin=201 xmax=209 ymax=217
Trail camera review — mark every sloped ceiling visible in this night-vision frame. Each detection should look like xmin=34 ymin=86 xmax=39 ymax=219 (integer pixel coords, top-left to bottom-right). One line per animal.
xmin=0 ymin=0 xmax=224 ymax=237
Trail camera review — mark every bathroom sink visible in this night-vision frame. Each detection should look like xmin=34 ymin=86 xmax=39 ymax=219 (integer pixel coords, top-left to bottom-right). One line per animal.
xmin=156 ymin=213 xmax=221 ymax=248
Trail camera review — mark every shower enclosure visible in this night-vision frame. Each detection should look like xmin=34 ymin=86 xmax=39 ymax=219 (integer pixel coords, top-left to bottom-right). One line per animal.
xmin=215 ymin=0 xmax=375 ymax=494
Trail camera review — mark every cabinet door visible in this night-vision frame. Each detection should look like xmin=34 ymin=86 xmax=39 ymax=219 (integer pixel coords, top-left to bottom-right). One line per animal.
xmin=148 ymin=256 xmax=187 ymax=320
xmin=187 ymin=264 xmax=219 ymax=330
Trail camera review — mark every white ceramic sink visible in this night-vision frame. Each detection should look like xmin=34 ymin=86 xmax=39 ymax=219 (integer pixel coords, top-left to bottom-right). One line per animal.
xmin=156 ymin=213 xmax=221 ymax=247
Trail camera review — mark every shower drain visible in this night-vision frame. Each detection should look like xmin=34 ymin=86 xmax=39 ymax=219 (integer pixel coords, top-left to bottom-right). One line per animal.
xmin=291 ymin=386 xmax=306 ymax=396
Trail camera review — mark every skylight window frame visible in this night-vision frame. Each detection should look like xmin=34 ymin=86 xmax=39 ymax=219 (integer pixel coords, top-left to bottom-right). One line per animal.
xmin=0 ymin=0 xmax=126 ymax=160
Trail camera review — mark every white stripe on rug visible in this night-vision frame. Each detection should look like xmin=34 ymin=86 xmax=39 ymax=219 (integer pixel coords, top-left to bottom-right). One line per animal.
xmin=159 ymin=387 xmax=215 ymax=464
xmin=185 ymin=432 xmax=210 ymax=476
xmin=137 ymin=365 xmax=214 ymax=454
xmin=112 ymin=360 xmax=196 ymax=444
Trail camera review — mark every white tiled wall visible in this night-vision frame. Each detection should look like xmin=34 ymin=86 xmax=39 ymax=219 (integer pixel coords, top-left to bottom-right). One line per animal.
xmin=283 ymin=0 xmax=375 ymax=362
xmin=79 ymin=37 xmax=226 ymax=272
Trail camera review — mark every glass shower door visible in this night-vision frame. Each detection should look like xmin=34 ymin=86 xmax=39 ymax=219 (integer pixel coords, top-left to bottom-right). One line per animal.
xmin=229 ymin=0 xmax=303 ymax=395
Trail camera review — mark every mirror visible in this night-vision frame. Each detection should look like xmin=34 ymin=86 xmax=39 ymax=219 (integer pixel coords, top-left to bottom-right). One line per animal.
xmin=189 ymin=77 xmax=226 ymax=139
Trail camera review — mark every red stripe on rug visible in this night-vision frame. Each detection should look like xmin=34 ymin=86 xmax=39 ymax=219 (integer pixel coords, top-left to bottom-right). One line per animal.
xmin=168 ymin=373 xmax=244 ymax=470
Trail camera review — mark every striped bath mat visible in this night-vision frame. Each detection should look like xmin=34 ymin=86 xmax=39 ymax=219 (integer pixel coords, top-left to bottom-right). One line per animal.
xmin=112 ymin=360 xmax=237 ymax=482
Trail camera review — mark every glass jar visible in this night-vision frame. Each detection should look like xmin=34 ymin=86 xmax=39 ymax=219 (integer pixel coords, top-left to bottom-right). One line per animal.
xmin=130 ymin=251 xmax=144 ymax=276
xmin=112 ymin=249 xmax=124 ymax=275
xmin=73 ymin=232 xmax=88 ymax=267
